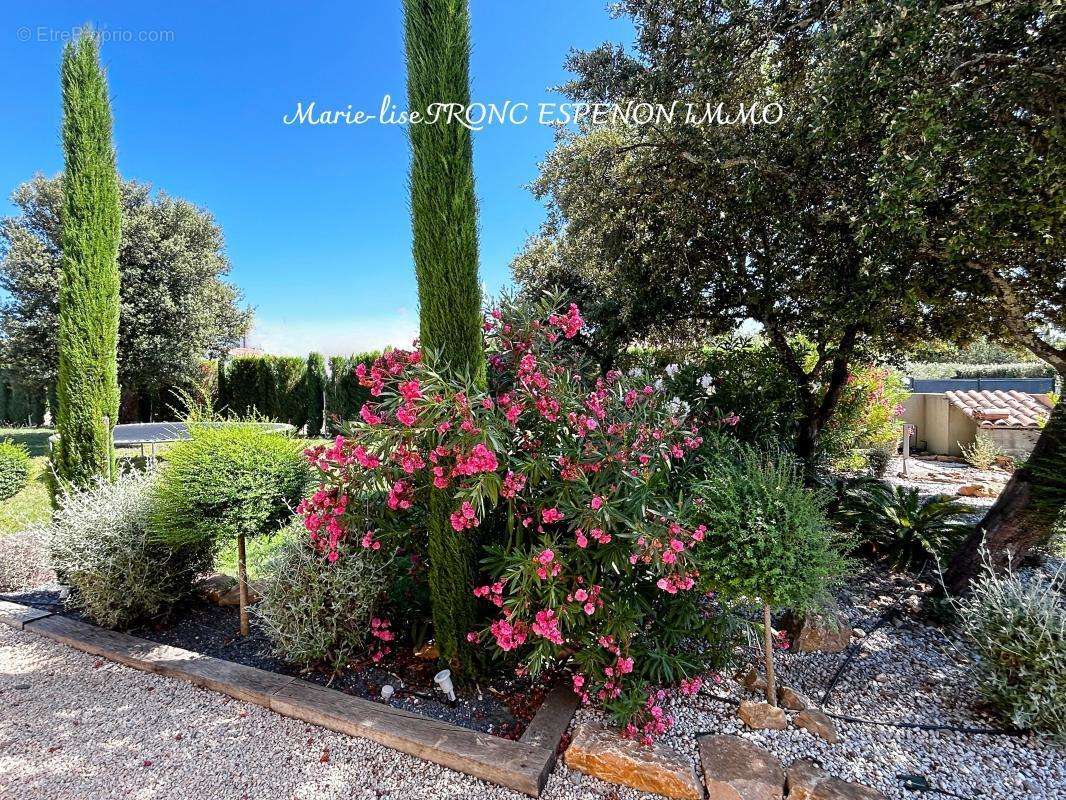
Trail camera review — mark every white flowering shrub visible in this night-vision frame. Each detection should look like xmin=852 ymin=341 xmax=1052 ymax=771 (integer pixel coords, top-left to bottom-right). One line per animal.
xmin=955 ymin=558 xmax=1066 ymax=740
xmin=50 ymin=470 xmax=214 ymax=629
xmin=254 ymin=527 xmax=387 ymax=671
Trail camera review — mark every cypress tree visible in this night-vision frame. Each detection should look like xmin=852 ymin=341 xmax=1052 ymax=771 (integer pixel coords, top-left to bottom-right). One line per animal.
xmin=55 ymin=30 xmax=121 ymax=488
xmin=304 ymin=352 xmax=326 ymax=435
xmin=404 ymin=0 xmax=485 ymax=670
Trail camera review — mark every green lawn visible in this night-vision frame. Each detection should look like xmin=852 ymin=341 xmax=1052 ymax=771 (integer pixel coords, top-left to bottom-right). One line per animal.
xmin=1 ymin=429 xmax=54 ymax=536
xmin=1 ymin=426 xmax=310 ymax=576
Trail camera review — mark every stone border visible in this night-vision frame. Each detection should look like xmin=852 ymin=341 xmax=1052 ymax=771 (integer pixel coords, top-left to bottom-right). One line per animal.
xmin=0 ymin=599 xmax=579 ymax=797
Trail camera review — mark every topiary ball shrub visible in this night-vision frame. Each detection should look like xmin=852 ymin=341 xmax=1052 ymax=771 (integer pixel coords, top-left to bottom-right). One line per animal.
xmin=0 ymin=440 xmax=31 ymax=500
xmin=254 ymin=525 xmax=386 ymax=672
xmin=49 ymin=469 xmax=214 ymax=629
xmin=955 ymin=559 xmax=1066 ymax=741
xmin=151 ymin=423 xmax=312 ymax=549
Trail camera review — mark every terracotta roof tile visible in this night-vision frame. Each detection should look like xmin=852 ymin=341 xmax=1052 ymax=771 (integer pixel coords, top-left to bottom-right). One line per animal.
xmin=944 ymin=389 xmax=1053 ymax=430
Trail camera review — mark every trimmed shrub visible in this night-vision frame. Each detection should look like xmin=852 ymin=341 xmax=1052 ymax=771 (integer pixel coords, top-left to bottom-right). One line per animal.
xmin=955 ymin=559 xmax=1066 ymax=740
xmin=866 ymin=447 xmax=892 ymax=478
xmin=685 ymin=443 xmax=848 ymax=705
xmin=151 ymin=423 xmax=311 ymax=549
xmin=325 ymin=352 xmax=379 ymax=434
xmin=254 ymin=527 xmax=387 ymax=671
xmin=304 ymin=352 xmax=327 ymax=435
xmin=224 ymin=356 xmax=278 ymax=419
xmin=0 ymin=440 xmax=31 ymax=500
xmin=840 ymin=481 xmax=970 ymax=568
xmin=272 ymin=356 xmax=307 ymax=428
xmin=49 ymin=470 xmax=213 ymax=629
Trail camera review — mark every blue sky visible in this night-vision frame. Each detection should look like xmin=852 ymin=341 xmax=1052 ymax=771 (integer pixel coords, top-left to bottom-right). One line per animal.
xmin=1 ymin=2 xmax=633 ymax=355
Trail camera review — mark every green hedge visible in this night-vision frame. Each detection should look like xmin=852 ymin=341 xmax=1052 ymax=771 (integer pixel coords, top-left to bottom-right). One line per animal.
xmin=907 ymin=361 xmax=1056 ymax=380
xmin=0 ymin=373 xmax=47 ymax=427
xmin=325 ymin=351 xmax=380 ymax=434
xmin=215 ymin=351 xmax=379 ymax=433
xmin=0 ymin=440 xmax=31 ymax=500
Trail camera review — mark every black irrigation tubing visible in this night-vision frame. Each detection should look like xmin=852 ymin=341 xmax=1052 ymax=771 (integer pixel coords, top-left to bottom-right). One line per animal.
xmin=819 ymin=561 xmax=932 ymax=709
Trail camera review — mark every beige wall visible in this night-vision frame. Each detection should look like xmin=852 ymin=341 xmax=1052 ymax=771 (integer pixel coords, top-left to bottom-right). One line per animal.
xmin=901 ymin=393 xmax=976 ymax=456
xmin=990 ymin=428 xmax=1041 ymax=458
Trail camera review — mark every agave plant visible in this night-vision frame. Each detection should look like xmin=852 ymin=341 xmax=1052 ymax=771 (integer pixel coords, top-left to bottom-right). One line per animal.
xmin=840 ymin=481 xmax=971 ymax=568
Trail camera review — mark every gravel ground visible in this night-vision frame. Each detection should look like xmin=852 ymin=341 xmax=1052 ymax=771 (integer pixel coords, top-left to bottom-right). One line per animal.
xmin=650 ymin=562 xmax=1066 ymax=800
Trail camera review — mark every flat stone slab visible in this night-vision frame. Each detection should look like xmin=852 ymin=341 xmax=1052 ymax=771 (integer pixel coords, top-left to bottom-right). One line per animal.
xmin=565 ymin=722 xmax=703 ymax=800
xmin=795 ymin=710 xmax=840 ymax=743
xmin=698 ymin=734 xmax=783 ymax=800
xmin=0 ymin=600 xmax=51 ymax=630
xmin=787 ymin=759 xmax=885 ymax=800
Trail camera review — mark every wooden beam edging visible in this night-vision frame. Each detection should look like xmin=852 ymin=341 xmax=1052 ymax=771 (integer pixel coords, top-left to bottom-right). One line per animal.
xmin=4 ymin=601 xmax=577 ymax=796
xmin=0 ymin=599 xmax=52 ymax=630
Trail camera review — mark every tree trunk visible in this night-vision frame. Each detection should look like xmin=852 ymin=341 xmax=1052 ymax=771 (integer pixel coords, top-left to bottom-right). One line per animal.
xmin=762 ymin=603 xmax=778 ymax=706
xmin=237 ymin=532 xmax=249 ymax=636
xmin=944 ymin=394 xmax=1066 ymax=594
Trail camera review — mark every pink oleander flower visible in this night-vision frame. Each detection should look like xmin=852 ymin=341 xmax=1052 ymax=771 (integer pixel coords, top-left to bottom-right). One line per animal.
xmin=541 ymin=507 xmax=564 ymax=524
xmin=531 ymin=608 xmax=564 ymax=645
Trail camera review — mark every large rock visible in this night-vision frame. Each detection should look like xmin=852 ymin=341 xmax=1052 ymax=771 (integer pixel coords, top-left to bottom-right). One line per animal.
xmin=780 ymin=604 xmax=851 ymax=653
xmin=195 ymin=573 xmax=236 ymax=604
xmin=794 ymin=710 xmax=839 ymax=743
xmin=219 ymin=582 xmax=261 ymax=606
xmin=778 ymin=686 xmax=812 ymax=711
xmin=957 ymin=483 xmax=1000 ymax=498
xmin=737 ymin=665 xmax=767 ymax=694
xmin=698 ymin=735 xmax=783 ymax=800
xmin=786 ymin=759 xmax=885 ymax=800
xmin=564 ymin=722 xmax=703 ymax=800
xmin=738 ymin=700 xmax=787 ymax=731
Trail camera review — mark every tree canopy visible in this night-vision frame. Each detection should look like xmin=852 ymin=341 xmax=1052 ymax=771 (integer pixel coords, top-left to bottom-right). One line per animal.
xmin=514 ymin=0 xmax=931 ymax=464
xmin=1 ymin=175 xmax=251 ymax=400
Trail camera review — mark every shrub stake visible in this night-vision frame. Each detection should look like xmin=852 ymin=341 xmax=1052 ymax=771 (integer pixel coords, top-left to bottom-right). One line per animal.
xmin=763 ymin=603 xmax=777 ymax=706
xmin=237 ymin=532 xmax=249 ymax=636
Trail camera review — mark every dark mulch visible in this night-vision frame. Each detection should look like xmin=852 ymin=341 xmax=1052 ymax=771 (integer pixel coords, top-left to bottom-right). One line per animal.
xmin=3 ymin=586 xmax=552 ymax=739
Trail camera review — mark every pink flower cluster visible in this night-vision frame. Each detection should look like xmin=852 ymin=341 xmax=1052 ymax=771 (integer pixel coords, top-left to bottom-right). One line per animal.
xmin=369 ymin=617 xmax=394 ymax=663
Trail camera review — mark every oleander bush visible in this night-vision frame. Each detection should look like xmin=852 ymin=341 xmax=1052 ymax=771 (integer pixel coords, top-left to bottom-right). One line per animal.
xmin=955 ymin=558 xmax=1066 ymax=740
xmin=49 ymin=469 xmax=214 ymax=629
xmin=0 ymin=440 xmax=31 ymax=500
xmin=254 ymin=525 xmax=387 ymax=671
xmin=840 ymin=481 xmax=970 ymax=568
xmin=151 ymin=422 xmax=312 ymax=549
xmin=298 ymin=293 xmax=743 ymax=739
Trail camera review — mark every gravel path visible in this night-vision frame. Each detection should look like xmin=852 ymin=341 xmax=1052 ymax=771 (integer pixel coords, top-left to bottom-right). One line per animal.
xmin=0 ymin=624 xmax=648 ymax=800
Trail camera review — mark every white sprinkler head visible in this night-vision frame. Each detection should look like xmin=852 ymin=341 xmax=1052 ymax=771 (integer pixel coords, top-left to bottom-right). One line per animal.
xmin=380 ymin=684 xmax=395 ymax=701
xmin=434 ymin=669 xmax=457 ymax=702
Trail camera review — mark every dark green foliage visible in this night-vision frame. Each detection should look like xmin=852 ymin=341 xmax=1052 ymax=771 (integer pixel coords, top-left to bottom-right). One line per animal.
xmin=325 ymin=352 xmax=378 ymax=434
xmin=304 ymin=352 xmax=326 ymax=435
xmin=866 ymin=449 xmax=892 ymax=479
xmin=0 ymin=373 xmax=46 ymax=426
xmin=840 ymin=481 xmax=970 ymax=569
xmin=224 ymin=356 xmax=279 ymax=419
xmin=272 ymin=356 xmax=306 ymax=428
xmin=687 ymin=444 xmax=848 ymax=612
xmin=404 ymin=0 xmax=485 ymax=669
xmin=150 ymin=423 xmax=311 ymax=548
xmin=0 ymin=440 xmax=31 ymax=500
xmin=55 ymin=30 xmax=121 ymax=490
xmin=1 ymin=175 xmax=250 ymax=395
